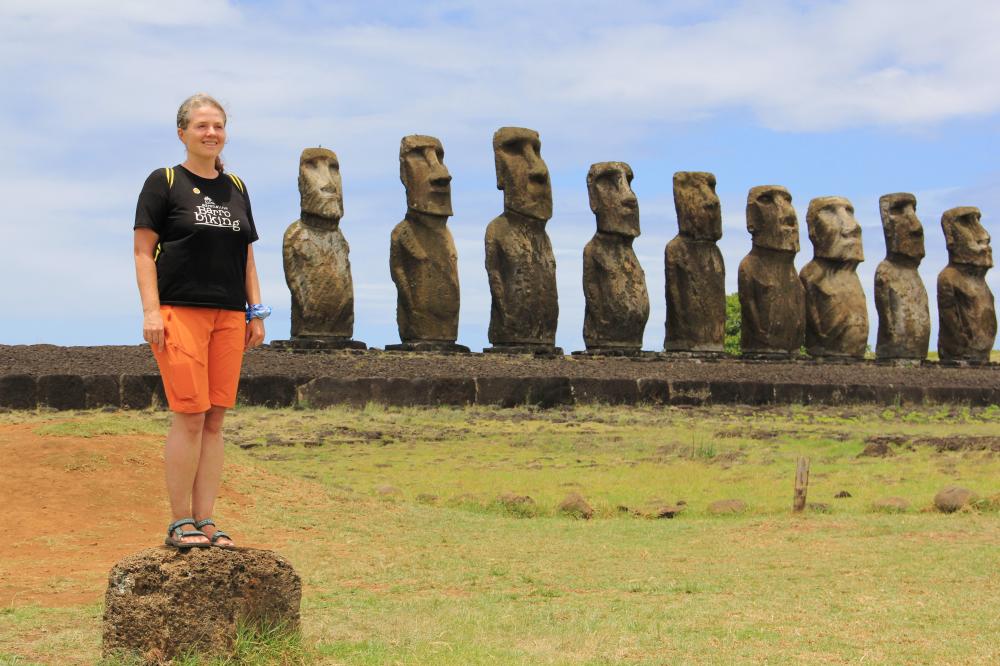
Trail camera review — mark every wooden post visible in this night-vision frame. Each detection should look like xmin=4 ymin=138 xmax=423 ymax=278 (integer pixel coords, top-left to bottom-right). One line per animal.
xmin=793 ymin=457 xmax=810 ymax=512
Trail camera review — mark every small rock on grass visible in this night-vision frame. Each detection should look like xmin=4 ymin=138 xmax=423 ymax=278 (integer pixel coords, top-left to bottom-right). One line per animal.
xmin=497 ymin=492 xmax=534 ymax=508
xmin=872 ymin=497 xmax=910 ymax=513
xmin=708 ymin=499 xmax=747 ymax=514
xmin=834 ymin=490 xmax=852 ymax=498
xmin=558 ymin=492 xmax=593 ymax=519
xmin=934 ymin=486 xmax=979 ymax=513
xmin=375 ymin=484 xmax=402 ymax=497
xmin=858 ymin=442 xmax=895 ymax=458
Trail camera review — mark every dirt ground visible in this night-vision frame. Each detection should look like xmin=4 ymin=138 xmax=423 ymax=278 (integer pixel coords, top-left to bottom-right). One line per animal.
xmin=2 ymin=343 xmax=998 ymax=388
xmin=0 ymin=424 xmax=259 ymax=607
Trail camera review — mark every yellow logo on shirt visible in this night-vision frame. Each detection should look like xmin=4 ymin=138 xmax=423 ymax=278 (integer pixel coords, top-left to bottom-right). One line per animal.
xmin=193 ymin=187 xmax=201 ymax=194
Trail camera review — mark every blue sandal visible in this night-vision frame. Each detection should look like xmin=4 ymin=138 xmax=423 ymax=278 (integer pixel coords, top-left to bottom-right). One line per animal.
xmin=194 ymin=518 xmax=235 ymax=548
xmin=165 ymin=518 xmax=211 ymax=549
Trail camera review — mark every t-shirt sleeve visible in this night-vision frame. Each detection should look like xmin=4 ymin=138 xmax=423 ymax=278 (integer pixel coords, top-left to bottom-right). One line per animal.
xmin=242 ymin=182 xmax=259 ymax=244
xmin=133 ymin=169 xmax=170 ymax=233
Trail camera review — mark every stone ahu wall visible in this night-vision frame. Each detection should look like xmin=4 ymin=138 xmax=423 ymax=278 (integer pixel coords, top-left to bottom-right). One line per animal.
xmin=276 ymin=129 xmax=996 ymax=364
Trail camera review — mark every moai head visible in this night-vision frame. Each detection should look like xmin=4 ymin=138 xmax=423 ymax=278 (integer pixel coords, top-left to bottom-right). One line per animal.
xmin=806 ymin=196 xmax=864 ymax=262
xmin=493 ymin=127 xmax=552 ymax=221
xmin=299 ymin=147 xmax=343 ymax=228
xmin=942 ymin=206 xmax=993 ymax=268
xmin=400 ymin=135 xmax=452 ymax=218
xmin=746 ymin=185 xmax=798 ymax=252
xmin=879 ymin=193 xmax=924 ymax=261
xmin=673 ymin=171 xmax=722 ymax=241
xmin=587 ymin=161 xmax=639 ymax=238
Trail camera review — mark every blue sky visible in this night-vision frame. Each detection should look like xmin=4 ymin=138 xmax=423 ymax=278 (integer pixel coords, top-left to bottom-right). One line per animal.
xmin=1 ymin=0 xmax=998 ymax=351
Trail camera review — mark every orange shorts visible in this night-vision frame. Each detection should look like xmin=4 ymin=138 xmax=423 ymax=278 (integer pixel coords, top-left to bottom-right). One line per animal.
xmin=152 ymin=305 xmax=246 ymax=413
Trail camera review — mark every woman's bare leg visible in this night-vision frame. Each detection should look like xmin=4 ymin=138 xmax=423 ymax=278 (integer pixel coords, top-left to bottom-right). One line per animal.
xmin=165 ymin=410 xmax=209 ymax=545
xmin=192 ymin=405 xmax=234 ymax=545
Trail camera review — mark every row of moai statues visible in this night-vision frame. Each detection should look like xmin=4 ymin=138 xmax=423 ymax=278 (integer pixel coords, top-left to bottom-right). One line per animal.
xmin=277 ymin=128 xmax=996 ymax=362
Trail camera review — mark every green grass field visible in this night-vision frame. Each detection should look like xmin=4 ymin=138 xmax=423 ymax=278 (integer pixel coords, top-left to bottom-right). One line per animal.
xmin=2 ymin=403 xmax=999 ymax=664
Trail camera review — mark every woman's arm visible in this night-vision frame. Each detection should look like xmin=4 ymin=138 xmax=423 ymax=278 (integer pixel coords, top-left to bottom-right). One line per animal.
xmin=245 ymin=244 xmax=265 ymax=348
xmin=134 ymin=229 xmax=165 ymax=351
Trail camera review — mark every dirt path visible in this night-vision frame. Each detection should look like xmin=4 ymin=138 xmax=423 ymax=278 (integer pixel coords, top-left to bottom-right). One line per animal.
xmin=0 ymin=424 xmax=255 ymax=606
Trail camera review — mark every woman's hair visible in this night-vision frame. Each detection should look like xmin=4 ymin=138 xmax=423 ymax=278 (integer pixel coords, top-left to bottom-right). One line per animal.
xmin=176 ymin=93 xmax=227 ymax=174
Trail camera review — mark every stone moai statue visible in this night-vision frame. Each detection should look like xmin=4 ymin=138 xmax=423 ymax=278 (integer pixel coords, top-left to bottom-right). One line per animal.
xmin=874 ymin=193 xmax=930 ymax=361
xmin=279 ymin=147 xmax=366 ymax=350
xmin=738 ymin=185 xmax=805 ymax=357
xmin=581 ymin=162 xmax=649 ymax=354
xmin=799 ymin=196 xmax=868 ymax=359
xmin=664 ymin=171 xmax=725 ymax=353
xmin=484 ymin=127 xmax=560 ymax=353
xmin=387 ymin=135 xmax=468 ymax=352
xmin=937 ymin=206 xmax=996 ymax=363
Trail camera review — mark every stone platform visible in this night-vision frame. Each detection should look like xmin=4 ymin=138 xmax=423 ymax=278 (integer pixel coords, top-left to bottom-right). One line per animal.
xmin=0 ymin=344 xmax=996 ymax=410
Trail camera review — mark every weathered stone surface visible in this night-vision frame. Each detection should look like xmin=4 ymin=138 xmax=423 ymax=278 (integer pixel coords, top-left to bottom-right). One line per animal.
xmin=120 ymin=374 xmax=164 ymax=410
xmin=665 ymin=172 xmax=725 ymax=352
xmin=739 ymin=185 xmax=805 ymax=356
xmin=669 ymin=380 xmax=711 ymax=405
xmin=800 ymin=196 xmax=868 ymax=359
xmin=384 ymin=341 xmax=470 ymax=353
xmin=708 ymin=499 xmax=748 ymax=514
xmin=282 ymin=147 xmax=361 ymax=344
xmin=709 ymin=381 xmax=774 ymax=405
xmin=933 ymin=485 xmax=979 ymax=513
xmin=269 ymin=338 xmax=366 ymax=351
xmin=558 ymin=492 xmax=594 ymax=519
xmin=937 ymin=206 xmax=996 ymax=362
xmin=297 ymin=376 xmax=475 ymax=408
xmin=390 ymin=135 xmax=461 ymax=346
xmin=237 ymin=375 xmax=299 ymax=408
xmin=570 ymin=377 xmax=640 ymax=404
xmin=0 ymin=374 xmax=36 ymax=409
xmin=84 ymin=374 xmax=120 ymax=409
xmin=875 ymin=193 xmax=930 ymax=360
xmin=475 ymin=376 xmax=573 ymax=408
xmin=582 ymin=162 xmax=649 ymax=352
xmin=485 ymin=127 xmax=558 ymax=351
xmin=102 ymin=547 xmax=300 ymax=664
xmin=37 ymin=374 xmax=86 ymax=410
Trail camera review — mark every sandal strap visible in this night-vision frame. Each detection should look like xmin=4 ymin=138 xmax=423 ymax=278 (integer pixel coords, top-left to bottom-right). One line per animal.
xmin=210 ymin=531 xmax=231 ymax=543
xmin=167 ymin=518 xmax=196 ymax=535
xmin=177 ymin=530 xmax=207 ymax=538
xmin=194 ymin=518 xmax=215 ymax=529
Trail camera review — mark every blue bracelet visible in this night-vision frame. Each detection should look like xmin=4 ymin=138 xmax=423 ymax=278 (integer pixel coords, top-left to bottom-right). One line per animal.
xmin=246 ymin=303 xmax=271 ymax=323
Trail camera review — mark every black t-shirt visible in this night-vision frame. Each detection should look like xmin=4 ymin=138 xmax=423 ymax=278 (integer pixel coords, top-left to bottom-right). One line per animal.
xmin=134 ymin=165 xmax=259 ymax=311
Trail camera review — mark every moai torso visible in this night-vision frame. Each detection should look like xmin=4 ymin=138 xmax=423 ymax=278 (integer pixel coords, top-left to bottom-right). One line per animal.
xmin=582 ymin=161 xmax=649 ymax=351
xmin=664 ymin=171 xmax=725 ymax=352
xmin=937 ymin=207 xmax=996 ymax=362
xmin=801 ymin=259 xmax=869 ymax=357
xmin=391 ymin=218 xmax=460 ymax=342
xmin=485 ymin=127 xmax=558 ymax=347
xmin=283 ymin=147 xmax=355 ymax=339
xmin=874 ymin=193 xmax=929 ymax=360
xmin=738 ymin=186 xmax=805 ymax=355
xmin=800 ymin=196 xmax=868 ymax=358
xmin=739 ymin=249 xmax=804 ymax=354
xmin=390 ymin=135 xmax=460 ymax=343
xmin=486 ymin=213 xmax=558 ymax=345
xmin=875 ymin=261 xmax=929 ymax=359
xmin=584 ymin=234 xmax=649 ymax=349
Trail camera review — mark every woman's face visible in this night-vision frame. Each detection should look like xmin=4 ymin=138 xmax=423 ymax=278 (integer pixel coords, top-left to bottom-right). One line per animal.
xmin=177 ymin=105 xmax=226 ymax=162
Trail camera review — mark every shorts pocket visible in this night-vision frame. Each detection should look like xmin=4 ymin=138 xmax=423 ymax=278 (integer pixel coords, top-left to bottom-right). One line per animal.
xmin=164 ymin=342 xmax=203 ymax=402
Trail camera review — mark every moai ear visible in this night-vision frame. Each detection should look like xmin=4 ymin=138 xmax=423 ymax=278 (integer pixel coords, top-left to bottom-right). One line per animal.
xmin=586 ymin=167 xmax=600 ymax=215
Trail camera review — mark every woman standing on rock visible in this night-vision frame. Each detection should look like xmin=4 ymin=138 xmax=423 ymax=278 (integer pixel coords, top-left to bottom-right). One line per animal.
xmin=133 ymin=93 xmax=269 ymax=549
